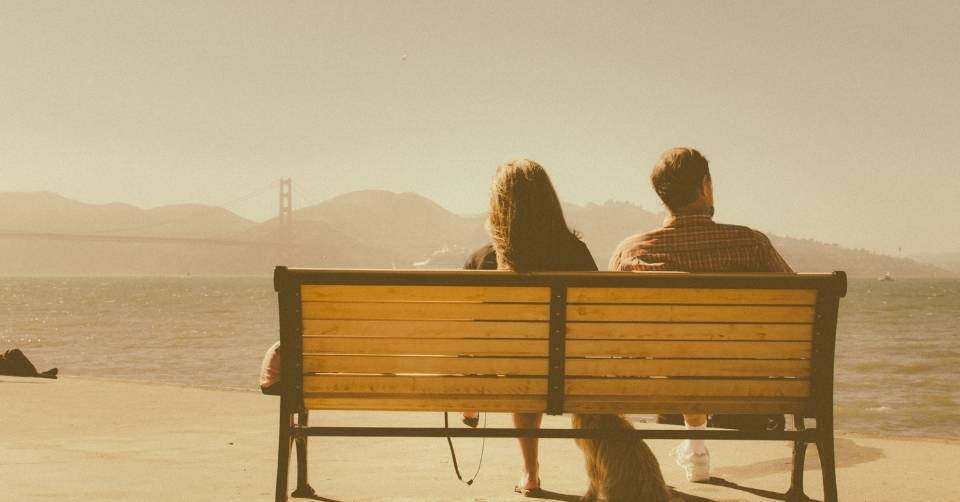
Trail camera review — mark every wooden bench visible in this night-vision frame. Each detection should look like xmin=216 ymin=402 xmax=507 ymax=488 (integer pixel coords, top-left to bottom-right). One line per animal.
xmin=273 ymin=266 xmax=846 ymax=502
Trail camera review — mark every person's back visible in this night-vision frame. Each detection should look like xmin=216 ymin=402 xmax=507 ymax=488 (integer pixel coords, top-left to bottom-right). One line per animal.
xmin=466 ymin=237 xmax=595 ymax=273
xmin=611 ymin=147 xmax=791 ymax=275
xmin=610 ymin=209 xmax=791 ymax=273
xmin=610 ymin=147 xmax=792 ymax=483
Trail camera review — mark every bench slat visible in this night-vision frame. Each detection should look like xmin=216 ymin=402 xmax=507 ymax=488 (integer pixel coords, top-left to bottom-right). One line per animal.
xmin=304 ymin=302 xmax=549 ymax=321
xmin=304 ymin=337 xmax=548 ymax=356
xmin=303 ymin=320 xmax=548 ymax=339
xmin=568 ymin=287 xmax=817 ymax=305
xmin=302 ymin=375 xmax=808 ymax=399
xmin=565 ymin=378 xmax=809 ymax=398
xmin=566 ymin=322 xmax=811 ymax=341
xmin=564 ymin=396 xmax=811 ymax=415
xmin=302 ymin=394 xmax=809 ymax=414
xmin=567 ymin=305 xmax=814 ymax=323
xmin=565 ymin=358 xmax=809 ymax=378
xmin=567 ymin=340 xmax=810 ymax=359
xmin=303 ymin=394 xmax=546 ymax=413
xmin=304 ymin=375 xmax=546 ymax=395
xmin=302 ymin=285 xmax=550 ymax=303
xmin=304 ymin=355 xmax=548 ymax=376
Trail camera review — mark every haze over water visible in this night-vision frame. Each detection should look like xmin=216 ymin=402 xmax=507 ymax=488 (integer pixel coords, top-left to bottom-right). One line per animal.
xmin=2 ymin=276 xmax=957 ymax=439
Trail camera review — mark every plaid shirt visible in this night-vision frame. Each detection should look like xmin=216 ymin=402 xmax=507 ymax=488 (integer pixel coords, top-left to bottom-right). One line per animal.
xmin=609 ymin=209 xmax=793 ymax=273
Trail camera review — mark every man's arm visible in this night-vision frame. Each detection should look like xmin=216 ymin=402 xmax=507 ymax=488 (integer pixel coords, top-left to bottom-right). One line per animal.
xmin=608 ymin=235 xmax=637 ymax=271
xmin=753 ymin=231 xmax=793 ymax=273
xmin=608 ymin=248 xmax=623 ymax=272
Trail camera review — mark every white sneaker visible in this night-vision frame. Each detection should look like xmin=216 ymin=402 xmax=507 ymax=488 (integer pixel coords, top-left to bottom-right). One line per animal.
xmin=670 ymin=445 xmax=710 ymax=482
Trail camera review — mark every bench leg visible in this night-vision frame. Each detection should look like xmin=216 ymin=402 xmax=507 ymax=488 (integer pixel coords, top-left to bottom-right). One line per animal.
xmin=291 ymin=407 xmax=318 ymax=498
xmin=275 ymin=403 xmax=294 ymax=502
xmin=816 ymin=417 xmax=839 ymax=502
xmin=785 ymin=415 xmax=810 ymax=502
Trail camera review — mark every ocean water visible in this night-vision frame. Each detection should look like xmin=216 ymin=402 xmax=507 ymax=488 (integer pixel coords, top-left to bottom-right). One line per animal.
xmin=1 ymin=277 xmax=957 ymax=439
xmin=0 ymin=277 xmax=277 ymax=392
xmin=834 ymin=278 xmax=960 ymax=438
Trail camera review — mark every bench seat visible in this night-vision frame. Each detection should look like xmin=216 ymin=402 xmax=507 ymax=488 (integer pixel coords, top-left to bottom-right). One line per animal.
xmin=273 ymin=267 xmax=845 ymax=502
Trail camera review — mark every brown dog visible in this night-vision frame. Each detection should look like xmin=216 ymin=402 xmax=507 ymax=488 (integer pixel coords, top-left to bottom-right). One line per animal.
xmin=571 ymin=414 xmax=671 ymax=502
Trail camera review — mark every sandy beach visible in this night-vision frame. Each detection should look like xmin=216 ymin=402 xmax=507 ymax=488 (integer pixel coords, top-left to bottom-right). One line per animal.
xmin=1 ymin=376 xmax=954 ymax=502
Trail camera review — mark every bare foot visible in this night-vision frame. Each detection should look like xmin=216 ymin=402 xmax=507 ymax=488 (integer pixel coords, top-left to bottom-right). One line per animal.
xmin=516 ymin=470 xmax=540 ymax=492
xmin=461 ymin=412 xmax=479 ymax=427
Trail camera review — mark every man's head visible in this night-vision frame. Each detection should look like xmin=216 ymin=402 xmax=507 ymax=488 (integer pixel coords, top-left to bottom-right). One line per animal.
xmin=650 ymin=147 xmax=712 ymax=213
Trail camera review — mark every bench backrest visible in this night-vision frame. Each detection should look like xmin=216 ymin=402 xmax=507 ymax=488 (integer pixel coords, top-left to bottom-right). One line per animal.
xmin=274 ymin=268 xmax=846 ymax=417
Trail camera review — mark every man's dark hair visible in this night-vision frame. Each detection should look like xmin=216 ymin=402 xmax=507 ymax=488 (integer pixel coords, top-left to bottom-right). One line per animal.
xmin=650 ymin=147 xmax=710 ymax=212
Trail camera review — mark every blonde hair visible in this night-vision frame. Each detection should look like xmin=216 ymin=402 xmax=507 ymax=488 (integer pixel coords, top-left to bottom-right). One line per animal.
xmin=486 ymin=159 xmax=577 ymax=272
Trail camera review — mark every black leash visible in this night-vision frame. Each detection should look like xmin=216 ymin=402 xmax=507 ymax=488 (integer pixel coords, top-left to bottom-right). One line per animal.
xmin=443 ymin=412 xmax=486 ymax=485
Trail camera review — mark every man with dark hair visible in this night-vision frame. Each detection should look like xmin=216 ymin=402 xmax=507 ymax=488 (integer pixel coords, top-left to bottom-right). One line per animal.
xmin=609 ymin=147 xmax=793 ymax=482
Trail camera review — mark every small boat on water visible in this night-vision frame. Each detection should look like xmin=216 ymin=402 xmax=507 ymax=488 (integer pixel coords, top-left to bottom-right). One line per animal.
xmin=878 ymin=272 xmax=894 ymax=281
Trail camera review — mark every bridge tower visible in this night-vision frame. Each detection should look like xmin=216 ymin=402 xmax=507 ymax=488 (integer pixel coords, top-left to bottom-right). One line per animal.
xmin=279 ymin=178 xmax=293 ymax=242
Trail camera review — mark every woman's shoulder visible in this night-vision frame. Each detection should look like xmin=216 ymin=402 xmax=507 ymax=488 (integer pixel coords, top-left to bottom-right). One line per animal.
xmin=464 ymin=243 xmax=497 ymax=270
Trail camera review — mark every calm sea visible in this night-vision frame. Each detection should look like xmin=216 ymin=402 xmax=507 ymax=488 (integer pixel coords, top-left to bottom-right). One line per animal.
xmin=1 ymin=277 xmax=957 ymax=439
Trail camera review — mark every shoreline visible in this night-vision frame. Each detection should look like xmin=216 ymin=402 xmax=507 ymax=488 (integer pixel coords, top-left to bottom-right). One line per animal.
xmin=3 ymin=375 xmax=958 ymax=501
xmin=53 ymin=373 xmax=265 ymax=394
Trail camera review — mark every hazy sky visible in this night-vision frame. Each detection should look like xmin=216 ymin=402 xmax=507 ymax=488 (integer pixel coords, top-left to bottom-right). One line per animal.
xmin=2 ymin=1 xmax=958 ymax=255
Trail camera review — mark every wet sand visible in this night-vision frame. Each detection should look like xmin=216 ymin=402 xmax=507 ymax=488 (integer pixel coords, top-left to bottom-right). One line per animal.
xmin=1 ymin=376 xmax=954 ymax=501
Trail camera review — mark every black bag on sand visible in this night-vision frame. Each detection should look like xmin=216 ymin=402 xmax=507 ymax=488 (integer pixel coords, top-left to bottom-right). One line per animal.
xmin=0 ymin=349 xmax=58 ymax=379
xmin=657 ymin=414 xmax=786 ymax=432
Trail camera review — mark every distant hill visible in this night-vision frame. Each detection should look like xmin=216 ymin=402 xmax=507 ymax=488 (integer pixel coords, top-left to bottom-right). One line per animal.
xmin=770 ymin=236 xmax=947 ymax=278
xmin=562 ymin=200 xmax=664 ymax=268
xmin=0 ymin=191 xmax=953 ymax=277
xmin=0 ymin=192 xmax=263 ymax=275
xmin=275 ymin=192 xmax=953 ymax=277
xmin=0 ymin=192 xmax=255 ymax=238
xmin=910 ymin=252 xmax=960 ymax=275
xmin=288 ymin=190 xmax=487 ymax=267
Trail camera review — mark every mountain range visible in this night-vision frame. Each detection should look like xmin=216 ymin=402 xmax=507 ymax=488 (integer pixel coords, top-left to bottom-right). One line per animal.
xmin=0 ymin=190 xmax=952 ymax=277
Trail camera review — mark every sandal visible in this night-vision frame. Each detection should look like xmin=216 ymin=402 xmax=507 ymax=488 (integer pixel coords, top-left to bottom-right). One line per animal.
xmin=461 ymin=412 xmax=480 ymax=428
xmin=513 ymin=478 xmax=542 ymax=497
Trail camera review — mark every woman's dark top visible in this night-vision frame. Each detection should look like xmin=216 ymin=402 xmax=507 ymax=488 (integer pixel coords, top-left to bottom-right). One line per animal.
xmin=463 ymin=239 xmax=598 ymax=272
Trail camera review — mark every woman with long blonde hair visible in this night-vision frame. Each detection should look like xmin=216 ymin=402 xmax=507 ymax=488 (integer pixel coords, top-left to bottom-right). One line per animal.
xmin=462 ymin=159 xmax=597 ymax=495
